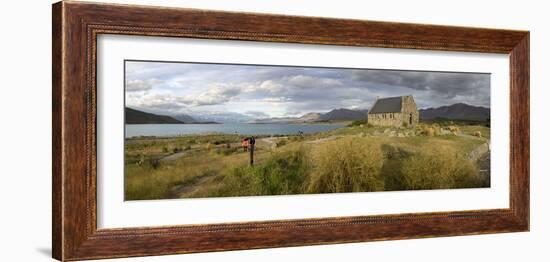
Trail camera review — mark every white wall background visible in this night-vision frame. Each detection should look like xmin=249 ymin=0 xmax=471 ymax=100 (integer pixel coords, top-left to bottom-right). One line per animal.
xmin=0 ymin=0 xmax=546 ymax=261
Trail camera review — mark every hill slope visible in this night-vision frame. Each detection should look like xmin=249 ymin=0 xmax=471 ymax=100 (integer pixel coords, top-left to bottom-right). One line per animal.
xmin=249 ymin=109 xmax=368 ymax=123
xmin=125 ymin=107 xmax=183 ymax=124
xmin=419 ymin=103 xmax=490 ymax=121
xmin=319 ymin=108 xmax=368 ymax=121
xmin=173 ymin=114 xmax=196 ymax=123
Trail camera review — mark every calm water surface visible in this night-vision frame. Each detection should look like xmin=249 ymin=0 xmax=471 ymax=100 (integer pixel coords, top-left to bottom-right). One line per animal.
xmin=125 ymin=123 xmax=344 ymax=138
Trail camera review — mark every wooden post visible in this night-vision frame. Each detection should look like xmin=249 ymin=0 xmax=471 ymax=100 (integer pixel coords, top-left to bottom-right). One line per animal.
xmin=249 ymin=137 xmax=255 ymax=166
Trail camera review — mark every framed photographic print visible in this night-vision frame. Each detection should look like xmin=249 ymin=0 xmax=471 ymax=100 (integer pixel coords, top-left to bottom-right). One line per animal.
xmin=52 ymin=1 xmax=529 ymax=261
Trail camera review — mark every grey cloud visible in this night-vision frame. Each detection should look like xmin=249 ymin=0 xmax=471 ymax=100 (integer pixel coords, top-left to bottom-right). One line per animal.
xmin=126 ymin=61 xmax=491 ymax=117
xmin=255 ymin=80 xmax=284 ymax=94
xmin=286 ymin=75 xmax=343 ymax=89
xmin=351 ymin=70 xmax=490 ymax=102
xmin=244 ymin=111 xmax=270 ymax=118
xmin=125 ymin=79 xmax=162 ymax=92
xmin=179 ymin=83 xmax=243 ymax=106
xmin=126 ymin=93 xmax=191 ymax=116
xmin=352 ymin=70 xmax=490 ymax=103
xmin=352 ymin=70 xmax=430 ymax=90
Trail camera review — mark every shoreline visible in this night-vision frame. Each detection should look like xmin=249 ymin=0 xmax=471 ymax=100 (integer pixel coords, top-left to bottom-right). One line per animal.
xmin=125 ymin=122 xmax=347 ymax=139
xmin=125 ymin=132 xmax=302 ymax=140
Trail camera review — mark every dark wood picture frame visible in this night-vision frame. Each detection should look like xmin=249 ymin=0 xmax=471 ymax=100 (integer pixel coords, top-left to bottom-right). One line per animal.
xmin=52 ymin=1 xmax=529 ymax=261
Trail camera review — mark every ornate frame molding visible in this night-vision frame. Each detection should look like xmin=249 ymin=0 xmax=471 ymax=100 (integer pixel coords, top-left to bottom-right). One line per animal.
xmin=53 ymin=1 xmax=529 ymax=261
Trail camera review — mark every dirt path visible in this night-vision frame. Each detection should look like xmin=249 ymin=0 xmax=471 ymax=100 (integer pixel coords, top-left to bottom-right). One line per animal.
xmin=160 ymin=151 xmax=188 ymax=162
xmin=160 ymin=137 xmax=281 ymax=163
xmin=257 ymin=136 xmax=286 ymax=149
xmin=457 ymin=133 xmax=490 ymax=143
xmin=468 ymin=142 xmax=490 ymax=161
xmin=305 ymin=135 xmax=340 ymax=144
xmin=478 ymin=151 xmax=490 ymax=175
xmin=172 ymin=173 xmax=218 ymax=197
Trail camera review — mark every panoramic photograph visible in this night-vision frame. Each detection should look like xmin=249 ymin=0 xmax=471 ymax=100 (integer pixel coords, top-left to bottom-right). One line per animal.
xmin=124 ymin=60 xmax=491 ymax=201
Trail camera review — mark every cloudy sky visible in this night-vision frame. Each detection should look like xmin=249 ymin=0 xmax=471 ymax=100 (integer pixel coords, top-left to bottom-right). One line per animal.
xmin=125 ymin=60 xmax=490 ymax=119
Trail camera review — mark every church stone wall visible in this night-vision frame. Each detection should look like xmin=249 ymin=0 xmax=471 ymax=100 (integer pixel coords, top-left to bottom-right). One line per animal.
xmin=368 ymin=96 xmax=419 ymax=128
xmin=368 ymin=112 xmax=403 ymax=127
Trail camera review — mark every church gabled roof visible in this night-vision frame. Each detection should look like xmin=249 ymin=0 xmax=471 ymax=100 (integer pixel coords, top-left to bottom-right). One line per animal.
xmin=369 ymin=96 xmax=403 ymax=114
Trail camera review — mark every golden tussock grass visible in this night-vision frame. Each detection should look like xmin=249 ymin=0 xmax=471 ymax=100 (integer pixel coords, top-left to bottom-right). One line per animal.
xmin=400 ymin=145 xmax=484 ymax=190
xmin=306 ymin=137 xmax=384 ymax=193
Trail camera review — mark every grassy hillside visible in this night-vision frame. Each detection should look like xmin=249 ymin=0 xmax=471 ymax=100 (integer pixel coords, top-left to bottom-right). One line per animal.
xmin=124 ymin=122 xmax=490 ymax=200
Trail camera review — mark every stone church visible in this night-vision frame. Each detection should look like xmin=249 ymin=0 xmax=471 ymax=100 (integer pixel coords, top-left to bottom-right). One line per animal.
xmin=368 ymin=95 xmax=419 ymax=127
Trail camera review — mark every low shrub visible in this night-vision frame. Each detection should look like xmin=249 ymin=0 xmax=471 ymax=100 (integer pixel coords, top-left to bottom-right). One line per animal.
xmin=215 ymin=146 xmax=238 ymax=156
xmin=172 ymin=147 xmax=182 ymax=153
xmin=253 ymin=148 xmax=309 ymax=195
xmin=276 ymin=139 xmax=288 ymax=147
xmin=148 ymin=158 xmax=161 ymax=169
xmin=348 ymin=119 xmax=369 ymax=127
xmin=213 ymin=147 xmax=309 ymax=196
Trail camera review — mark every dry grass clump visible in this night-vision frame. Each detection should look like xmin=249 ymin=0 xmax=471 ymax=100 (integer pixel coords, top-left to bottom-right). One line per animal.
xmin=416 ymin=124 xmax=431 ymax=136
xmin=460 ymin=126 xmax=490 ymax=140
xmin=424 ymin=127 xmax=435 ymax=136
xmin=445 ymin=125 xmax=461 ymax=136
xmin=276 ymin=138 xmax=288 ymax=147
xmin=416 ymin=124 xmax=446 ymax=136
xmin=306 ymin=137 xmax=384 ymax=193
xmin=400 ymin=147 xmax=483 ymax=190
xmin=449 ymin=125 xmax=460 ymax=133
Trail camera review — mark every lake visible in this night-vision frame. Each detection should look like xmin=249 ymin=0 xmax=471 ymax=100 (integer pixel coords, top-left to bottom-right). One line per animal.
xmin=125 ymin=123 xmax=345 ymax=138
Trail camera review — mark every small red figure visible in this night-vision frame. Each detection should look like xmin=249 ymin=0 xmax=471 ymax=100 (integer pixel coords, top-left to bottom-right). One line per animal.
xmin=242 ymin=138 xmax=249 ymax=152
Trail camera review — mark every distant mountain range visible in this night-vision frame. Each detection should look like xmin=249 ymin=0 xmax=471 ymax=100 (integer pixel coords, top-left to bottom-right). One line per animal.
xmin=247 ymin=108 xmax=368 ymax=124
xmin=173 ymin=114 xmax=196 ymax=123
xmin=126 ymin=107 xmax=183 ymax=124
xmin=190 ymin=112 xmax=254 ymax=123
xmin=319 ymin=108 xmax=369 ymax=121
xmin=127 ymin=103 xmax=488 ymax=125
xmin=126 ymin=108 xmax=219 ymax=124
xmin=247 ymin=104 xmax=488 ymax=124
xmin=419 ymin=103 xmax=490 ymax=121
